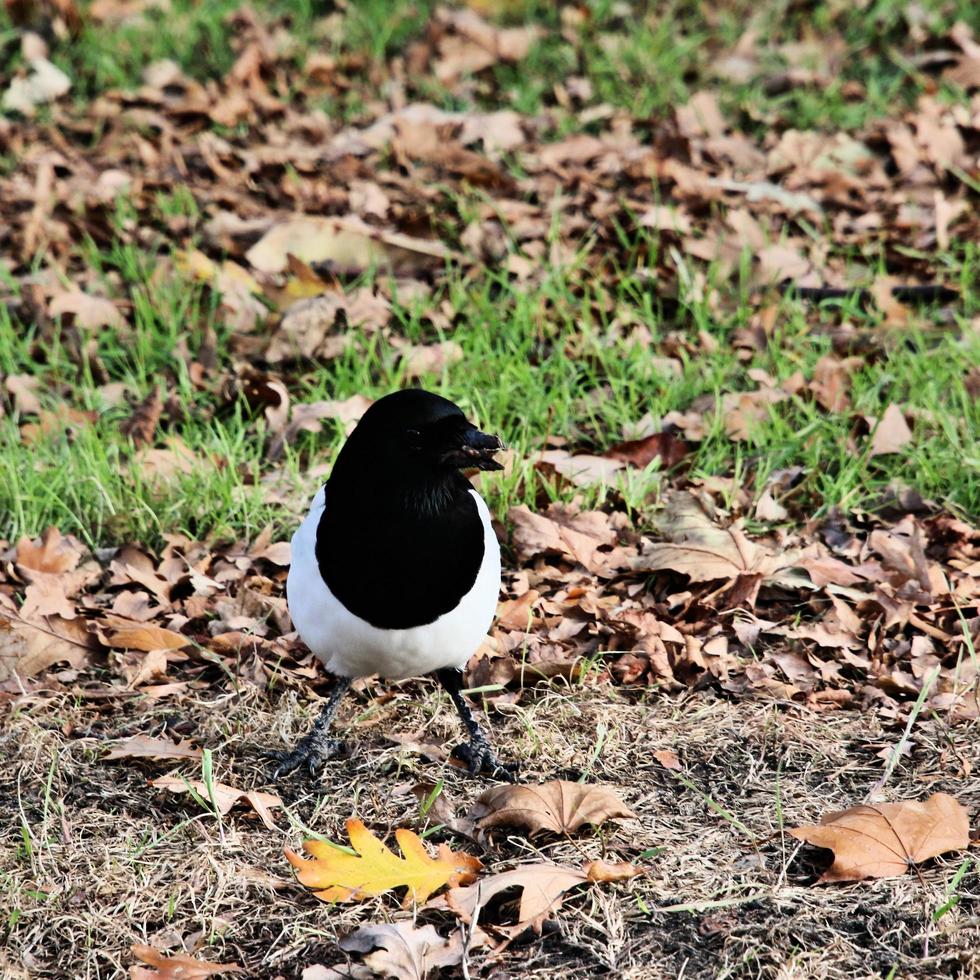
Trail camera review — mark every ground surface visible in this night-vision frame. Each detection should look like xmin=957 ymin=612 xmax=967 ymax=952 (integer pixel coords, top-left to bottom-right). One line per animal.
xmin=1 ymin=1 xmax=979 ymax=978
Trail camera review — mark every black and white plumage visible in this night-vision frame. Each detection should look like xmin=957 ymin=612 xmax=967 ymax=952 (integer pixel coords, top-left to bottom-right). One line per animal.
xmin=270 ymin=388 xmax=516 ymax=782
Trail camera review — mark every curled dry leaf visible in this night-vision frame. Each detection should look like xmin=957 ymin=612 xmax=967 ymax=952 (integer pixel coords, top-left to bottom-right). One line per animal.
xmin=252 ymin=540 xmax=291 ymax=566
xmin=536 ymin=450 xmax=624 ymax=488
xmin=399 ymin=340 xmax=464 ymax=379
xmin=286 ymin=818 xmax=482 ymax=907
xmin=469 ymin=780 xmax=635 ymax=836
xmin=5 ymin=373 xmax=41 ymax=414
xmin=788 ymin=792 xmax=970 ymax=883
xmin=433 ymin=7 xmax=542 ymax=83
xmin=19 ymin=405 xmax=98 ymax=444
xmin=120 ymin=387 xmax=163 ymax=448
xmin=437 ymin=863 xmax=585 ymax=940
xmin=130 ymin=944 xmax=243 ymax=980
xmin=150 ymin=774 xmax=282 ymax=830
xmin=754 ymin=490 xmax=788 ymax=522
xmin=432 ymin=859 xmax=642 ymax=943
xmin=105 ymin=734 xmax=203 ymax=762
xmin=584 ymin=860 xmax=646 ymax=883
xmin=338 ymin=920 xmax=486 ymax=979
xmin=106 ymin=623 xmax=189 ymax=652
xmin=606 ymin=430 xmax=690 ymax=470
xmin=136 ymin=436 xmax=199 ymax=483
xmin=266 ymin=395 xmax=373 ymax=461
xmin=638 ymin=205 xmax=693 ymax=235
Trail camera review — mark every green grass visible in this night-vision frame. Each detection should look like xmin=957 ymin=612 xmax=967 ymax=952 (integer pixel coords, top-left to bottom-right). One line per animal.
xmin=1 ymin=234 xmax=976 ymax=547
xmin=2 ymin=0 xmax=974 ymax=127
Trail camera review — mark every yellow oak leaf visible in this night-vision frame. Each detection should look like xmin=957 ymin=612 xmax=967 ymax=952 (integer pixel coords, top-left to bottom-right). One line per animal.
xmin=285 ymin=818 xmax=482 ymax=907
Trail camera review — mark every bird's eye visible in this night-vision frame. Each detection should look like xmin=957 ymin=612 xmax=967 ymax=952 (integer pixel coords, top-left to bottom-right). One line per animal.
xmin=406 ymin=428 xmax=421 ymax=446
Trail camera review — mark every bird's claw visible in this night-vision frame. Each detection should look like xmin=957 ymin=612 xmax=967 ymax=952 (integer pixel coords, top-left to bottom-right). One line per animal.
xmin=451 ymin=737 xmax=518 ymax=782
xmin=264 ymin=737 xmax=345 ymax=782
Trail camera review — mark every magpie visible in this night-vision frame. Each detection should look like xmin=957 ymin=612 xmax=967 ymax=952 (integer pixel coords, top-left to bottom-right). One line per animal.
xmin=270 ymin=388 xmax=517 ymax=782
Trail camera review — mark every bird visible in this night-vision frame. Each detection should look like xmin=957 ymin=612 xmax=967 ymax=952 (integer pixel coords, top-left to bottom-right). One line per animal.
xmin=269 ymin=388 xmax=517 ymax=782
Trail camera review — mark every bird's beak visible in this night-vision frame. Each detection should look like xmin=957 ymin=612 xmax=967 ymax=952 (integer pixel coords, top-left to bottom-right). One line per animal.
xmin=447 ymin=428 xmax=505 ymax=471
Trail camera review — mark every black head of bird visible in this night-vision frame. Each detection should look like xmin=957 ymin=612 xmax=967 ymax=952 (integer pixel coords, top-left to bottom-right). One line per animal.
xmin=331 ymin=388 xmax=502 ymax=478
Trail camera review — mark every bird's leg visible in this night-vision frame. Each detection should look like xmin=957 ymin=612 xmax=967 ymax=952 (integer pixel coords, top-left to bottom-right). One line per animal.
xmin=435 ymin=668 xmax=517 ymax=782
xmin=267 ymin=676 xmax=353 ymax=781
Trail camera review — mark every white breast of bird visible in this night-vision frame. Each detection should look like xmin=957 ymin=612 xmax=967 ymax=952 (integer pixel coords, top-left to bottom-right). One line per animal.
xmin=287 ymin=486 xmax=501 ymax=680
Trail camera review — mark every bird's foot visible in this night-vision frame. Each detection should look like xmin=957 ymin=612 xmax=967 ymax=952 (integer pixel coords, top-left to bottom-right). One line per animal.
xmin=265 ymin=736 xmax=345 ymax=782
xmin=451 ymin=735 xmax=518 ymax=782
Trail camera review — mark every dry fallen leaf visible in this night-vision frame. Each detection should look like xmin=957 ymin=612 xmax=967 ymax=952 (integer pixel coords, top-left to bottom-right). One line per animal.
xmin=120 ymin=387 xmax=163 ymax=448
xmin=3 ymin=57 xmax=71 ymax=114
xmin=136 ymin=436 xmax=199 ymax=483
xmin=469 ymin=780 xmax=635 ymax=836
xmin=337 ymin=920 xmax=485 ymax=978
xmin=653 ymin=749 xmax=682 ymax=770
xmin=638 ymin=205 xmax=693 ymax=235
xmin=438 ymin=863 xmax=585 ymax=939
xmin=19 ymin=405 xmax=98 ymax=444
xmin=536 ymin=449 xmax=625 ymax=488
xmin=286 ymin=818 xmax=482 ymax=907
xmin=266 ymin=395 xmax=373 ymax=460
xmin=0 ymin=608 xmax=94 ymax=682
xmin=867 ymin=404 xmax=913 ymax=457
xmin=788 ymin=792 xmax=970 ymax=883
xmin=49 ymin=289 xmax=125 ymax=329
xmin=106 ymin=623 xmax=189 ymax=652
xmin=150 ymin=774 xmax=283 ymax=830
xmin=16 ymin=527 xmax=83 ymax=575
xmin=606 ymin=431 xmax=690 ymax=470
xmin=19 ymin=577 xmax=75 ymax=620
xmin=246 ymin=215 xmax=455 ymax=276
xmin=5 ymin=373 xmax=41 ymax=414
xmin=130 ymin=944 xmax=243 ymax=980
xmin=433 ymin=7 xmax=542 ymax=83
xmin=399 ymin=340 xmax=464 ymax=379
xmin=583 ymin=860 xmax=645 ymax=883
xmin=105 ymin=734 xmax=203 ymax=762
xmin=432 ymin=859 xmax=642 ymax=942
xmin=509 ymin=504 xmax=617 ymax=570
xmin=633 ymin=491 xmax=807 ymax=587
